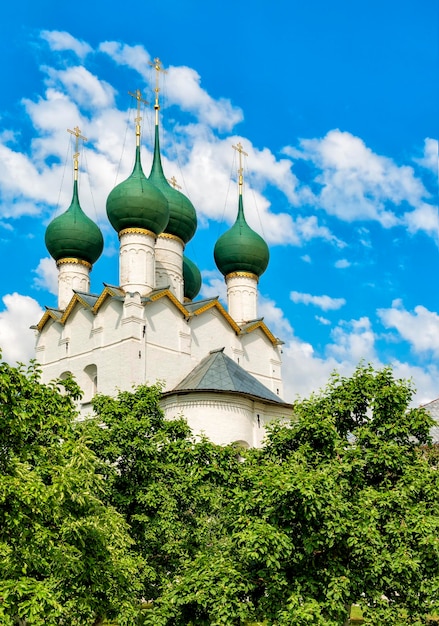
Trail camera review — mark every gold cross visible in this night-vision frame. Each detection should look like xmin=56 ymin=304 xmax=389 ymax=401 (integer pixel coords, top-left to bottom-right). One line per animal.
xmin=67 ymin=126 xmax=87 ymax=180
xmin=232 ymin=142 xmax=248 ymax=193
xmin=128 ymin=89 xmax=149 ymax=145
xmin=168 ymin=176 xmax=182 ymax=190
xmin=148 ymin=57 xmax=167 ymax=120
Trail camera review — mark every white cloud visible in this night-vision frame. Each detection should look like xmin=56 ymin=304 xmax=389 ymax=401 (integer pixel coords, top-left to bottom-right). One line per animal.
xmin=98 ymin=41 xmax=152 ymax=78
xmin=378 ymin=302 xmax=439 ymax=357
xmin=258 ymin=295 xmax=295 ymax=339
xmin=99 ymin=42 xmax=243 ymax=133
xmin=44 ymin=66 xmax=116 ymax=109
xmin=285 ymin=130 xmax=433 ymax=232
xmin=335 ymin=258 xmax=350 ymax=268
xmin=166 ymin=66 xmax=243 ymax=132
xmin=276 ymin=306 xmax=438 ymax=405
xmin=200 ymin=270 xmax=226 ymax=302
xmin=327 ymin=317 xmax=377 ymax=362
xmin=0 ymin=293 xmax=43 ymax=365
xmin=33 ymin=257 xmax=58 ymax=295
xmin=315 ymin=315 xmax=331 ymax=325
xmin=414 ymin=138 xmax=438 ymax=174
xmin=404 ymin=202 xmax=439 ymax=239
xmin=41 ymin=30 xmax=92 ymax=59
xmin=290 ymin=291 xmax=346 ymax=311
xmin=0 ymin=32 xmax=346 ymax=249
xmin=301 ymin=254 xmax=311 ymax=263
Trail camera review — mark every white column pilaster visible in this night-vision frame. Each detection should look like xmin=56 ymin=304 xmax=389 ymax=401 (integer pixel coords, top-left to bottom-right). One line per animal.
xmin=57 ymin=258 xmax=91 ymax=310
xmin=226 ymin=272 xmax=258 ymax=324
xmin=155 ymin=233 xmax=184 ymax=301
xmin=119 ymin=228 xmax=156 ymax=295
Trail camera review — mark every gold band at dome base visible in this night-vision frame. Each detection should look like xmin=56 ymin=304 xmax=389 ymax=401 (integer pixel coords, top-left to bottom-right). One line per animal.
xmin=57 ymin=258 xmax=92 ymax=270
xmin=119 ymin=227 xmax=156 ymax=239
xmin=157 ymin=232 xmax=185 ymax=247
xmin=225 ymin=271 xmax=259 ymax=282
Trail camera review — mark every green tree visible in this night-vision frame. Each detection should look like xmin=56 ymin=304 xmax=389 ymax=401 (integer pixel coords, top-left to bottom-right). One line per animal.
xmin=80 ymin=384 xmax=243 ymax=608
xmin=0 ymin=357 xmax=142 ymax=626
xmin=225 ymin=365 xmax=439 ymax=625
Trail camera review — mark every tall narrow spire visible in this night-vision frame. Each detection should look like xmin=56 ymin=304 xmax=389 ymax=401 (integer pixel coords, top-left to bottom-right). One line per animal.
xmin=106 ymin=88 xmax=168 ymax=236
xmin=148 ymin=58 xmax=197 ymax=245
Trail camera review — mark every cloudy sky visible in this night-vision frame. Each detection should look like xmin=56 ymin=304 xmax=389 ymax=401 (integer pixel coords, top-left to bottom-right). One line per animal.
xmin=0 ymin=0 xmax=437 ymax=404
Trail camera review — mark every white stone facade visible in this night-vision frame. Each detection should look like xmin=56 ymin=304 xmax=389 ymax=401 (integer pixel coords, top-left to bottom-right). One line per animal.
xmin=35 ymin=285 xmax=288 ymax=446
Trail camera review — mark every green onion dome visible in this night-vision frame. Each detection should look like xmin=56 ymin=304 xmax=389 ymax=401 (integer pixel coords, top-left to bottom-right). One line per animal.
xmin=45 ymin=180 xmax=104 ymax=265
xmin=149 ymin=126 xmax=197 ymax=244
xmin=183 ymin=255 xmax=202 ymax=301
xmin=214 ymin=195 xmax=269 ymax=278
xmin=106 ymin=146 xmax=169 ymax=235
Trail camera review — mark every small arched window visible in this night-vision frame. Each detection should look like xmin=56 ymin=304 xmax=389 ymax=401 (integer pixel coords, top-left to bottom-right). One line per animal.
xmin=83 ymin=364 xmax=98 ymax=400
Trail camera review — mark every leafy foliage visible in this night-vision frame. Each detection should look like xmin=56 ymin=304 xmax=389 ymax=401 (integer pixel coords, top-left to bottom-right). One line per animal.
xmin=80 ymin=385 xmax=243 ymax=605
xmin=225 ymin=365 xmax=439 ymax=624
xmin=1 ymin=359 xmax=437 ymax=625
xmin=0 ymin=357 xmax=142 ymax=625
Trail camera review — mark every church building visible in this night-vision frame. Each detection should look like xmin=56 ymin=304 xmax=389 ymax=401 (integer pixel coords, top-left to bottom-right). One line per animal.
xmin=34 ymin=59 xmax=292 ymax=448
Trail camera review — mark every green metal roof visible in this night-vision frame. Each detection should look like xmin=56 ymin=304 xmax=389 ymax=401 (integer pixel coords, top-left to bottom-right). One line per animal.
xmin=183 ymin=255 xmax=202 ymax=300
xmin=169 ymin=347 xmax=287 ymax=405
xmin=106 ymin=145 xmax=169 ymax=235
xmin=45 ymin=180 xmax=104 ymax=265
xmin=149 ymin=125 xmax=197 ymax=243
xmin=214 ymin=195 xmax=269 ymax=277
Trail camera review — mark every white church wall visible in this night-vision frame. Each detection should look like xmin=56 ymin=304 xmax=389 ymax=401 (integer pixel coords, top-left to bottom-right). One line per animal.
xmin=240 ymin=330 xmax=283 ymax=396
xmin=161 ymin=393 xmax=293 ymax=448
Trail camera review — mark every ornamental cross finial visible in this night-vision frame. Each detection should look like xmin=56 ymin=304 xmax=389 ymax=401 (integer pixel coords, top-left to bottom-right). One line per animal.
xmin=148 ymin=57 xmax=167 ymax=123
xmin=168 ymin=176 xmax=182 ymax=190
xmin=67 ymin=126 xmax=87 ymax=181
xmin=232 ymin=142 xmax=248 ymax=195
xmin=128 ymin=89 xmax=149 ymax=146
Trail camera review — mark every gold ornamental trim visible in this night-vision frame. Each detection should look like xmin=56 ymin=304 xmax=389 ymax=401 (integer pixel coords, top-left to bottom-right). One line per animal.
xmin=119 ymin=227 xmax=156 ymax=239
xmin=57 ymin=258 xmax=92 ymax=270
xmin=191 ymin=300 xmax=241 ymax=334
xmin=157 ymin=232 xmax=185 ymax=247
xmin=148 ymin=288 xmax=187 ymax=316
xmin=239 ymin=320 xmax=281 ymax=346
xmin=61 ymin=293 xmax=91 ymax=324
xmin=226 ymin=271 xmax=259 ymax=282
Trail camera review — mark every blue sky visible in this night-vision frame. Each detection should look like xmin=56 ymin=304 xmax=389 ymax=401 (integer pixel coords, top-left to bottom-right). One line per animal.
xmin=0 ymin=0 xmax=437 ymax=403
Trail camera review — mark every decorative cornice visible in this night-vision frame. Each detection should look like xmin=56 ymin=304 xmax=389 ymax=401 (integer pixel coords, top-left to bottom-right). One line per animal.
xmin=92 ymin=285 xmax=124 ymax=314
xmin=57 ymin=258 xmax=92 ymax=270
xmin=226 ymin=271 xmax=259 ymax=282
xmin=36 ymin=309 xmax=62 ymax=332
xmin=239 ymin=320 xmax=281 ymax=345
xmin=157 ymin=232 xmax=185 ymax=247
xmin=119 ymin=227 xmax=156 ymax=239
xmin=190 ymin=300 xmax=241 ymax=334
xmin=61 ymin=293 xmax=92 ymax=325
xmin=148 ymin=288 xmax=188 ymax=316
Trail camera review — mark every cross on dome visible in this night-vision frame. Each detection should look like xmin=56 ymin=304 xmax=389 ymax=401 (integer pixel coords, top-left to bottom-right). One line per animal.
xmin=67 ymin=126 xmax=87 ymax=180
xmin=232 ymin=142 xmax=248 ymax=195
xmin=128 ymin=89 xmax=149 ymax=146
xmin=148 ymin=57 xmax=167 ymax=122
xmin=168 ymin=176 xmax=182 ymax=190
